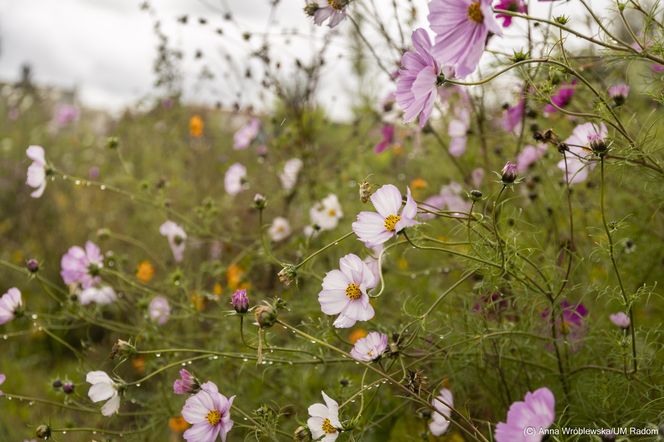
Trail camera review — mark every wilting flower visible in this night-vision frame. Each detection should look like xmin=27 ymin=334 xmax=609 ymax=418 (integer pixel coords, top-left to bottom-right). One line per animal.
xmin=608 ymin=83 xmax=630 ymax=106
xmin=396 ymin=28 xmax=449 ymax=128
xmin=181 ymin=381 xmax=234 ymax=442
xmin=429 ymin=388 xmax=453 ymax=436
xmin=310 ymin=194 xmax=344 ymax=231
xmin=544 ymin=81 xmax=576 ymax=114
xmin=189 ymin=115 xmax=204 ymax=138
xmin=516 ymin=144 xmax=547 ymax=173
xmin=495 ymin=387 xmax=555 ymax=442
xmin=52 ymin=103 xmax=79 ymax=128
xmin=305 ymin=0 xmax=348 ymax=28
xmin=149 ymin=296 xmax=171 ymax=325
xmin=279 ymin=158 xmax=303 ymax=192
xmin=86 ymin=371 xmax=120 ymax=416
xmin=609 ymin=312 xmax=630 ymax=329
xmin=495 ymin=0 xmax=527 ymax=27
xmin=268 ymin=217 xmax=291 ymax=242
xmin=428 ymin=0 xmax=502 ymax=78
xmin=557 ymin=122 xmax=607 ymax=184
xmin=0 ymin=288 xmax=22 ymax=325
xmin=160 ymin=221 xmax=187 ymax=263
xmin=173 ymin=369 xmax=197 ymax=395
xmin=79 ymin=285 xmax=117 ymax=305
xmin=352 ymin=184 xmax=418 ymax=248
xmin=318 ymin=254 xmax=376 ymax=328
xmin=26 ymin=145 xmax=47 ymax=198
xmin=231 ymin=289 xmax=249 ymax=314
xmin=224 ymin=163 xmax=247 ymax=196
xmin=233 ymin=118 xmax=260 ymax=149
xmin=307 ymin=391 xmax=341 ymax=442
xmin=61 ymin=241 xmax=104 ymax=289
xmin=350 ymin=332 xmax=388 ymax=361
xmin=374 ymin=124 xmax=395 ymax=153
xmin=502 ymin=99 xmax=525 ymax=133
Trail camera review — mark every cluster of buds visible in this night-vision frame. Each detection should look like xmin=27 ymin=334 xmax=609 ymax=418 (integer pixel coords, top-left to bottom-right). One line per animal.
xmin=52 ymin=379 xmax=75 ymax=394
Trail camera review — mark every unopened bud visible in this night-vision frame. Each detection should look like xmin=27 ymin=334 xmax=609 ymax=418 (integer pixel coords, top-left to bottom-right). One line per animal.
xmin=469 ymin=189 xmax=483 ymax=201
xmin=253 ymin=193 xmax=267 ymax=210
xmin=231 ymin=289 xmax=249 ymax=314
xmin=35 ymin=424 xmax=51 ymax=439
xmin=110 ymin=339 xmax=136 ymax=360
xmin=277 ymin=265 xmax=297 ymax=287
xmin=26 ymin=258 xmax=40 ymax=273
xmin=294 ymin=425 xmax=312 ymax=441
xmin=501 ymin=162 xmax=518 ymax=184
xmin=254 ymin=305 xmax=277 ymax=328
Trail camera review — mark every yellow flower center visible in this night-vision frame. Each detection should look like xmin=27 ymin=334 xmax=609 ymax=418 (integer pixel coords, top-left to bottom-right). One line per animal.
xmin=468 ymin=2 xmax=484 ymax=23
xmin=345 ymin=283 xmax=362 ymax=300
xmin=328 ymin=208 xmax=337 ymax=217
xmin=384 ymin=214 xmax=401 ymax=232
xmin=206 ymin=409 xmax=222 ymax=426
xmin=322 ymin=418 xmax=337 ymax=434
xmin=327 ymin=0 xmax=346 ymax=10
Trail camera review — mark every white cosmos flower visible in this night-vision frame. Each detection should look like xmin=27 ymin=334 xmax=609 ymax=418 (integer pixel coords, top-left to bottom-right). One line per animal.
xmin=79 ymin=285 xmax=117 ymax=305
xmin=148 ymin=296 xmax=171 ymax=325
xmin=224 ymin=163 xmax=247 ymax=196
xmin=159 ymin=221 xmax=187 ymax=263
xmin=0 ymin=287 xmax=22 ymax=325
xmin=307 ymin=391 xmax=342 ymax=442
xmin=318 ymin=253 xmax=375 ymax=328
xmin=279 ymin=158 xmax=303 ymax=192
xmin=86 ymin=371 xmax=120 ymax=416
xmin=26 ymin=145 xmax=47 ymax=198
xmin=268 ymin=217 xmax=291 ymax=242
xmin=352 ymin=184 xmax=418 ymax=248
xmin=429 ymin=388 xmax=453 ymax=436
xmin=310 ymin=194 xmax=343 ymax=231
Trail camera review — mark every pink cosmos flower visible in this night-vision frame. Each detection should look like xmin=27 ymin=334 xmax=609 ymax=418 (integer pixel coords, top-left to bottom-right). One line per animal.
xmin=544 ymin=81 xmax=576 ymax=114
xmin=472 ymin=168 xmax=485 ymax=187
xmin=608 ymin=83 xmax=629 ymax=105
xmin=428 ymin=0 xmax=502 ymax=78
xmin=542 ymin=300 xmax=588 ymax=351
xmin=53 ymin=104 xmax=79 ymax=128
xmin=174 ymin=369 xmax=197 ymax=395
xmin=557 ymin=122 xmax=607 ymax=185
xmin=224 ymin=163 xmax=247 ymax=196
xmin=149 ymin=296 xmax=171 ymax=325
xmin=318 ymin=254 xmax=376 ymax=328
xmin=79 ymin=285 xmax=117 ymax=306
xmin=181 ymin=381 xmax=234 ymax=442
xmin=363 ymin=245 xmax=383 ymax=285
xmin=421 ymin=182 xmax=471 ymax=220
xmin=501 ymin=99 xmax=525 ymax=133
xmin=374 ymin=124 xmax=395 ymax=153
xmin=307 ymin=391 xmax=342 ymax=442
xmin=61 ymin=241 xmax=104 ymax=289
xmin=652 ymin=64 xmax=664 ymax=73
xmin=352 ymin=184 xmax=418 ymax=248
xmin=495 ymin=387 xmax=555 ymax=442
xmin=26 ymin=145 xmax=47 ymax=198
xmin=160 ymin=221 xmax=187 ymax=263
xmin=396 ymin=28 xmax=447 ymax=128
xmin=609 ymin=312 xmax=630 ymax=329
xmin=0 ymin=373 xmax=5 ymax=396
xmin=0 ymin=288 xmax=22 ymax=325
xmin=306 ymin=1 xmax=347 ymax=28
xmin=350 ymin=332 xmax=388 ymax=361
xmin=233 ymin=118 xmax=260 ymax=150
xmin=429 ymin=388 xmax=453 ymax=436
xmin=448 ymin=107 xmax=470 ymax=157
xmin=495 ymin=0 xmax=527 ymax=27
xmin=516 ymin=144 xmax=547 ymax=173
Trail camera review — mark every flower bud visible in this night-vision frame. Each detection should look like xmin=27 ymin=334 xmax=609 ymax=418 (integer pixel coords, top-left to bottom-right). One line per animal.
xmin=254 ymin=305 xmax=277 ymax=328
xmin=106 ymin=136 xmax=119 ymax=149
xmin=35 ymin=424 xmax=51 ymax=439
xmin=253 ymin=193 xmax=267 ymax=210
xmin=501 ymin=161 xmax=518 ymax=184
xmin=231 ymin=289 xmax=249 ymax=314
xmin=26 ymin=258 xmax=40 ymax=273
xmin=52 ymin=379 xmax=62 ymax=389
xmin=63 ymin=381 xmax=75 ymax=394
xmin=277 ymin=265 xmax=297 ymax=287
xmin=469 ymin=189 xmax=483 ymax=201
xmin=358 ymin=180 xmax=373 ymax=203
xmin=294 ymin=425 xmax=312 ymax=441
xmin=110 ymin=339 xmax=137 ymax=360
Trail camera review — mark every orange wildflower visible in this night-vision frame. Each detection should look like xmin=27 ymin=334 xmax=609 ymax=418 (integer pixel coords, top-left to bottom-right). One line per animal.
xmin=136 ymin=260 xmax=155 ymax=283
xmin=168 ymin=416 xmax=190 ymax=433
xmin=189 ymin=115 xmax=204 ymax=138
xmin=349 ymin=328 xmax=368 ymax=344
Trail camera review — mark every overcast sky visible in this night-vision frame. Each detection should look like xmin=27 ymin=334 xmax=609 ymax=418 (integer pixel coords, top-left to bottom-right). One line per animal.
xmin=0 ymin=0 xmax=616 ymax=120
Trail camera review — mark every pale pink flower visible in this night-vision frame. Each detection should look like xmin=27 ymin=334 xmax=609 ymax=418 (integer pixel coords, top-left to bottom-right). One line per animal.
xmin=374 ymin=124 xmax=395 ymax=153
xmin=557 ymin=122 xmax=607 ymax=185
xmin=318 ymin=254 xmax=376 ymax=328
xmin=307 ymin=1 xmax=347 ymax=28
xmin=160 ymin=221 xmax=187 ymax=263
xmin=310 ymin=194 xmax=343 ymax=231
xmin=233 ymin=118 xmax=260 ymax=150
xmin=60 ymin=241 xmax=104 ymax=289
xmin=448 ymin=107 xmax=470 ymax=157
xmin=79 ymin=286 xmax=117 ymax=306
xmin=149 ymin=296 xmax=171 ymax=325
xmin=0 ymin=373 xmax=5 ymax=396
xmin=279 ymin=158 xmax=303 ymax=192
xmin=517 ymin=144 xmax=547 ymax=173
xmin=0 ymin=288 xmax=22 ymax=325
xmin=224 ymin=163 xmax=247 ymax=196
xmin=609 ymin=312 xmax=630 ymax=329
xmin=352 ymin=184 xmax=418 ymax=248
xmin=472 ymin=168 xmax=485 ymax=187
xmin=307 ymin=391 xmax=341 ymax=442
xmin=173 ymin=369 xmax=197 ymax=395
xmin=350 ymin=332 xmax=388 ymax=361
xmin=544 ymin=81 xmax=576 ymax=115
xmin=495 ymin=0 xmax=527 ymax=27
xmin=495 ymin=387 xmax=555 ymax=442
xmin=428 ymin=0 xmax=502 ymax=78
xmin=26 ymin=145 xmax=47 ymax=198
xmin=502 ymin=99 xmax=525 ymax=133
xmin=429 ymin=388 xmax=453 ymax=436
xmin=182 ymin=381 xmax=235 ymax=442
